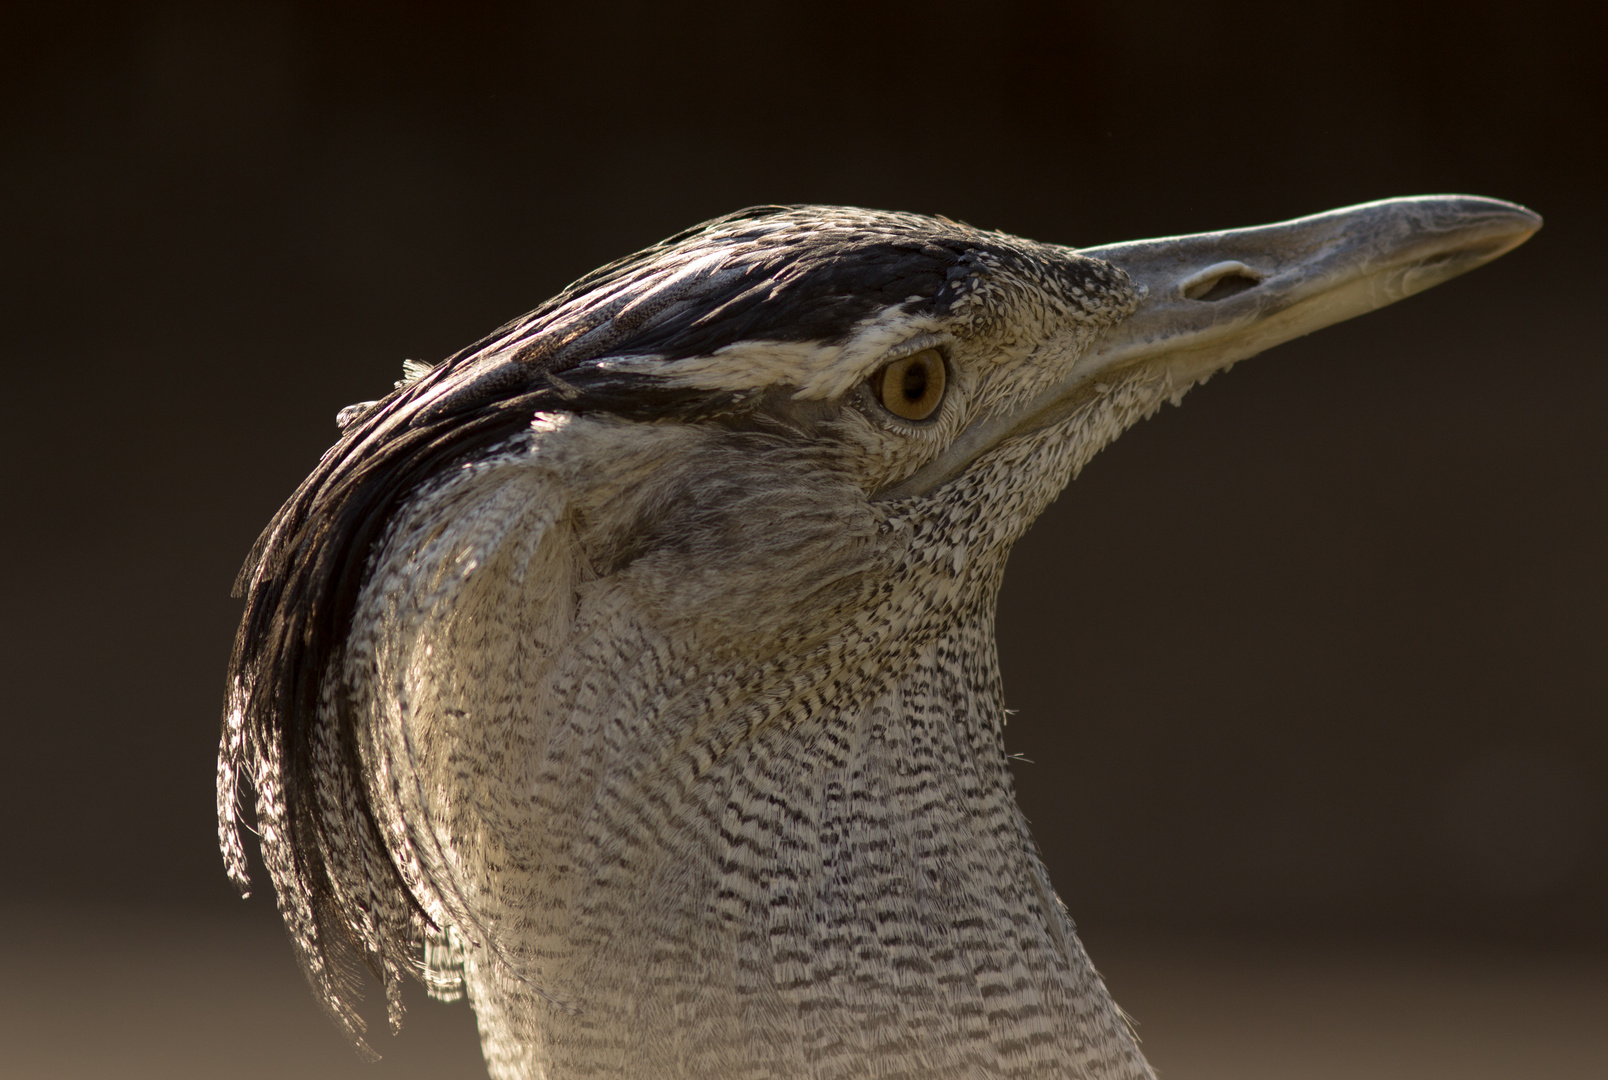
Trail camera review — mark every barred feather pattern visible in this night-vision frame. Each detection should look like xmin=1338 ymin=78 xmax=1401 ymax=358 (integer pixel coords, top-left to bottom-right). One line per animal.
xmin=343 ymin=365 xmax=1176 ymax=1078
xmin=218 ymin=204 xmax=1159 ymax=1075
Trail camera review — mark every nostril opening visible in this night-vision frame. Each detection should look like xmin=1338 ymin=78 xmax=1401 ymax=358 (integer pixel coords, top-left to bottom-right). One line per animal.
xmin=1179 ymin=260 xmax=1265 ymax=302
xmin=1187 ymin=272 xmax=1261 ymax=302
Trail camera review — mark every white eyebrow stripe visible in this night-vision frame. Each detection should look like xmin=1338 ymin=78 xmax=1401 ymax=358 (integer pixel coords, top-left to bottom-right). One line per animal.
xmin=591 ymin=309 xmax=952 ymax=401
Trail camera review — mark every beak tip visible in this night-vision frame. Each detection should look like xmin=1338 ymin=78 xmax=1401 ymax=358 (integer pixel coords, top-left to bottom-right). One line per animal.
xmin=1439 ymin=194 xmax=1542 ymax=242
xmin=1461 ymin=196 xmax=1543 ymax=264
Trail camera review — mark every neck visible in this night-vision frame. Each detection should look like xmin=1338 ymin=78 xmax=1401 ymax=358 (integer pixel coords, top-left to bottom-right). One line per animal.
xmin=451 ymin=617 xmax=1153 ymax=1080
xmin=352 ymin=421 xmax=1154 ymax=1077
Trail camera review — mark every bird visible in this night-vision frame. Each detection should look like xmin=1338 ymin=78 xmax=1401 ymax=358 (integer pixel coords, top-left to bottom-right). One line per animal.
xmin=219 ymin=196 xmax=1538 ymax=1079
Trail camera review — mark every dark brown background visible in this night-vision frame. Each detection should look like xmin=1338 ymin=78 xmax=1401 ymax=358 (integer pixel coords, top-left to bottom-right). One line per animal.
xmin=2 ymin=2 xmax=1604 ymax=1076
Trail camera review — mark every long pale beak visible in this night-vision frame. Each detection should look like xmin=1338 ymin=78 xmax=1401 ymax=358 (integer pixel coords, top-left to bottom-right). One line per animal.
xmin=1074 ymin=194 xmax=1540 ymax=385
xmin=883 ymin=195 xmax=1539 ymax=499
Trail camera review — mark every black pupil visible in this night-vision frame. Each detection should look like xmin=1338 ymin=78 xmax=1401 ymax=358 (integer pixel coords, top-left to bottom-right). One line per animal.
xmin=901 ymin=361 xmax=928 ymax=402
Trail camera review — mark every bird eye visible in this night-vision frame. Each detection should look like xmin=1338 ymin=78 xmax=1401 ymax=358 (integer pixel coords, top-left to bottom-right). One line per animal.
xmin=872 ymin=348 xmax=946 ymax=422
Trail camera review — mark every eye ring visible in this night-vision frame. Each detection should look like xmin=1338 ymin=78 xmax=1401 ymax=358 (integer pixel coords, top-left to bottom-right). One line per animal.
xmin=871 ymin=348 xmax=947 ymax=422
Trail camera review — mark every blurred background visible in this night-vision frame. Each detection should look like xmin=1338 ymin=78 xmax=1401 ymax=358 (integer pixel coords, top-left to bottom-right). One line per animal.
xmin=2 ymin=1 xmax=1604 ymax=1076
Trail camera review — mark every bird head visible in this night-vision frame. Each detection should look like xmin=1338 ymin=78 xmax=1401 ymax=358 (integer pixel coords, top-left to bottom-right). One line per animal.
xmin=219 ymin=198 xmax=1537 ymax=1067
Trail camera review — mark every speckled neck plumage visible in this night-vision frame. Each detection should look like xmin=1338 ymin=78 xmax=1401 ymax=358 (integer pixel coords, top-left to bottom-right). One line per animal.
xmin=350 ymin=408 xmax=1155 ymax=1079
